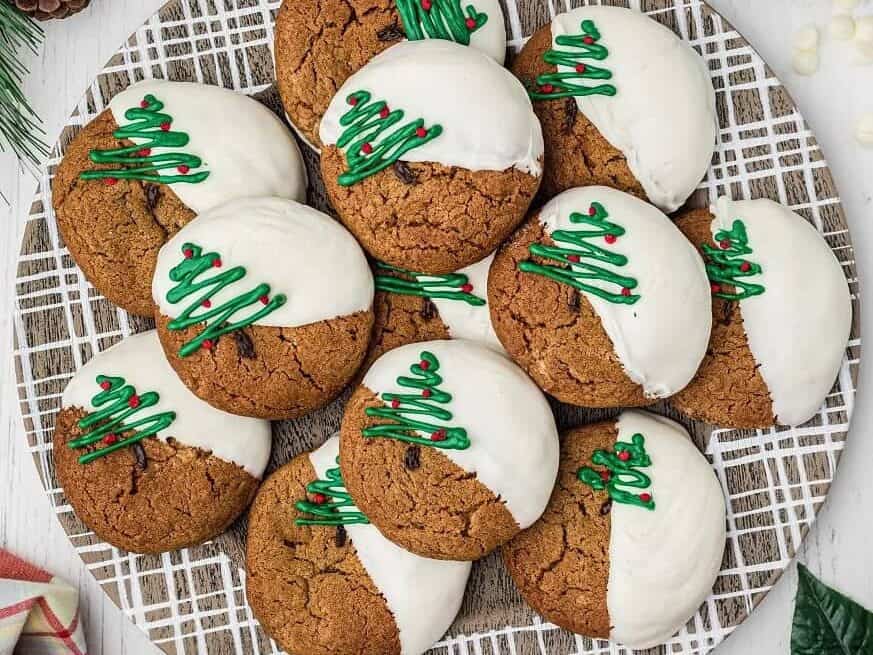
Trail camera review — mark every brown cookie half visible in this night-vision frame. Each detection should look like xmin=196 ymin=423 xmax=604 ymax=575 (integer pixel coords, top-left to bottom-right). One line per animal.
xmin=488 ymin=214 xmax=650 ymax=408
xmin=670 ymin=208 xmax=775 ymax=428
xmin=54 ymin=407 xmax=260 ymax=554
xmin=511 ymin=25 xmax=646 ymax=203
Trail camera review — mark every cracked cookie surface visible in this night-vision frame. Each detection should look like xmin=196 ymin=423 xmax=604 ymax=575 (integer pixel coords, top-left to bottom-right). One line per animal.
xmin=511 ymin=26 xmax=646 ymax=204
xmin=54 ymin=407 xmax=259 ymax=554
xmin=246 ymin=452 xmax=402 ymax=655
xmin=670 ymin=208 xmax=774 ymax=428
xmin=339 ymin=385 xmax=519 ymax=561
xmin=53 ymin=110 xmax=195 ymax=317
xmin=502 ymin=422 xmax=614 ymax=639
xmin=155 ymin=311 xmax=374 ymax=420
xmin=488 ymin=214 xmax=650 ymax=407
xmin=321 ymin=146 xmax=541 ymax=274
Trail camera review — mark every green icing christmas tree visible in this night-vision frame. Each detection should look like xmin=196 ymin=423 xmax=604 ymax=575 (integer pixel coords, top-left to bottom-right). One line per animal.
xmin=69 ymin=375 xmax=176 ymax=465
xmin=702 ymin=219 xmax=765 ymax=301
xmin=164 ymin=242 xmax=286 ymax=357
xmin=295 ymin=459 xmax=370 ymax=527
xmin=577 ymin=432 xmax=655 ymax=510
xmin=396 ymin=0 xmax=487 ymax=46
xmin=335 ymin=90 xmax=442 ymax=186
xmin=363 ymin=350 xmax=470 ymax=450
xmin=374 ymin=262 xmax=485 ymax=306
xmin=518 ymin=201 xmax=640 ymax=305
xmin=80 ymin=93 xmax=209 ymax=186
xmin=529 ymin=19 xmax=616 ymax=101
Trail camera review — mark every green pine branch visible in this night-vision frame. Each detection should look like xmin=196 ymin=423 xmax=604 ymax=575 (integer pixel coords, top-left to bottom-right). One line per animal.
xmin=0 ymin=4 xmax=47 ymax=167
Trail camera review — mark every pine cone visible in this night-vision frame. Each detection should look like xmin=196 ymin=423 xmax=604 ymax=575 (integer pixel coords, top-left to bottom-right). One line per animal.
xmin=9 ymin=0 xmax=90 ymax=20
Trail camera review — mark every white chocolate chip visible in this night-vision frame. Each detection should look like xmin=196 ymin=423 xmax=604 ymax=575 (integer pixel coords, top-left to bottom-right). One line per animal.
xmin=793 ymin=49 xmax=820 ymax=75
xmin=830 ymin=14 xmax=856 ymax=40
xmin=856 ymin=16 xmax=873 ymax=43
xmin=793 ymin=25 xmax=820 ymax=52
xmin=834 ymin=0 xmax=860 ymax=12
xmin=856 ymin=113 xmax=873 ymax=147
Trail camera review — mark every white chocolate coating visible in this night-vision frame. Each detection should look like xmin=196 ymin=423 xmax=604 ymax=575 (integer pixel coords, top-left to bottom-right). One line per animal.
xmin=108 ymin=80 xmax=307 ymax=213
xmin=308 ymin=436 xmax=470 ymax=655
xmin=422 ymin=253 xmax=504 ymax=352
xmin=363 ymin=339 xmax=559 ymax=528
xmin=537 ymin=186 xmax=712 ymax=398
xmin=320 ymin=40 xmax=543 ymax=176
xmin=464 ymin=0 xmax=507 ymax=64
xmin=62 ymin=331 xmax=271 ymax=477
xmin=712 ymin=197 xmax=852 ymax=426
xmin=153 ymin=197 xmax=374 ymax=328
xmin=550 ymin=6 xmax=717 ymax=213
xmin=607 ymin=410 xmax=726 ymax=649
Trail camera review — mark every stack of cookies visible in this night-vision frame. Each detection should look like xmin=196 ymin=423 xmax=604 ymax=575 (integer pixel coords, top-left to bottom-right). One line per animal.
xmin=51 ymin=3 xmax=853 ymax=654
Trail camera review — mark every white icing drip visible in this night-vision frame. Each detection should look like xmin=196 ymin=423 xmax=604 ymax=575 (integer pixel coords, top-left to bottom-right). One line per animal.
xmin=550 ymin=6 xmax=717 ymax=213
xmin=423 ymin=253 xmax=505 ymax=353
xmin=153 ymin=197 xmax=374 ymax=328
xmin=362 ymin=340 xmax=559 ymax=528
xmin=712 ymin=197 xmax=852 ymax=426
xmin=308 ymin=436 xmax=470 ymax=655
xmin=61 ymin=331 xmax=271 ymax=477
xmin=537 ymin=186 xmax=711 ymax=398
xmin=607 ymin=410 xmax=726 ymax=649
xmin=108 ymin=80 xmax=307 ymax=213
xmin=320 ymin=40 xmax=543 ymax=176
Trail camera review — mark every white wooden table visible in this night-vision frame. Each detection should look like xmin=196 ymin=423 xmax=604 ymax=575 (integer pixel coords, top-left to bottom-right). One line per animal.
xmin=1 ymin=1 xmax=871 ymax=653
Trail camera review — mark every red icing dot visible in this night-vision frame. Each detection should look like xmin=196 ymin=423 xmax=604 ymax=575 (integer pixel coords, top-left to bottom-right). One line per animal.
xmin=137 ymin=148 xmax=151 ymax=157
xmin=711 ymin=283 xmax=722 ymax=294
xmin=416 ymin=127 xmax=427 ymax=138
xmin=618 ymin=450 xmax=631 ymax=462
xmin=422 ymin=389 xmax=432 ymax=398
xmin=104 ymin=177 xmax=118 ymax=186
xmin=588 ymin=205 xmax=597 ymax=216
xmin=313 ymin=493 xmax=327 ymax=505
xmin=719 ymin=239 xmax=731 ymax=250
xmin=379 ymin=106 xmax=390 ymax=119
xmin=575 ymin=63 xmax=587 ymax=73
xmin=212 ymin=258 xmax=222 ymax=268
xmin=160 ymin=122 xmax=171 ymax=131
xmin=128 ymin=395 xmax=140 ymax=409
xmin=604 ymin=234 xmax=617 ymax=245
xmin=639 ymin=492 xmax=652 ymax=503
xmin=103 ymin=434 xmax=119 ymax=445
xmin=140 ymin=99 xmax=150 ymax=108
xmin=100 ymin=381 xmax=111 ymax=390
xmin=583 ymin=35 xmax=595 ymax=45
xmin=420 ymin=0 xmax=431 ymax=10
xmin=461 ymin=283 xmax=474 ymax=293
xmin=183 ymin=248 xmax=194 ymax=259
xmin=260 ymin=295 xmax=269 ymax=305
xmin=348 ymin=95 xmax=358 ymax=106
xmin=465 ymin=17 xmax=476 ymax=29
xmin=419 ymin=359 xmax=430 ymax=370
xmin=567 ymin=254 xmax=581 ymax=263
xmin=391 ymin=398 xmax=400 ymax=409
xmin=361 ymin=143 xmax=374 ymax=154
xmin=202 ymin=299 xmax=212 ymax=308
xmin=431 ymin=429 xmax=447 ymax=442
xmin=177 ymin=165 xmax=190 ymax=174
xmin=202 ymin=339 xmax=215 ymax=350
xmin=621 ymin=287 xmax=632 ymax=297
xmin=740 ymin=261 xmax=751 ymax=272
xmin=540 ymin=83 xmax=554 ymax=94
xmin=599 ymin=470 xmax=611 ymax=482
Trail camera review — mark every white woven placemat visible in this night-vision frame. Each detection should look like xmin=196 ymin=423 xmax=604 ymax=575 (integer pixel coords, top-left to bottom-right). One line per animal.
xmin=12 ymin=1 xmax=861 ymax=654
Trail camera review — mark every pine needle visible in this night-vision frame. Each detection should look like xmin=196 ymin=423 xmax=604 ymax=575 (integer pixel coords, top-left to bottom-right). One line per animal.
xmin=0 ymin=4 xmax=47 ymax=166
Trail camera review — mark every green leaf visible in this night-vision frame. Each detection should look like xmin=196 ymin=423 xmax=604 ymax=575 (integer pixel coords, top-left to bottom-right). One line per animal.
xmin=791 ymin=564 xmax=873 ymax=655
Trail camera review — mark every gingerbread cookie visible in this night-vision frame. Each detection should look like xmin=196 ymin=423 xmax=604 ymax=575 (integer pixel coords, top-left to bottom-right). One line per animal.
xmin=53 ymin=79 xmax=307 ymax=317
xmin=671 ymin=197 xmax=852 ymax=428
xmin=54 ymin=331 xmax=271 ymax=554
xmin=340 ymin=339 xmax=559 ymax=560
xmin=275 ymin=0 xmax=507 ymax=148
xmin=319 ymin=39 xmax=543 ymax=274
xmin=503 ymin=410 xmax=726 ymax=650
xmin=489 ymin=186 xmax=712 ymax=408
xmin=246 ymin=435 xmax=470 ymax=655
xmin=363 ymin=254 xmax=504 ymax=371
xmin=512 ymin=6 xmax=717 ymax=211
xmin=151 ymin=197 xmax=375 ymax=420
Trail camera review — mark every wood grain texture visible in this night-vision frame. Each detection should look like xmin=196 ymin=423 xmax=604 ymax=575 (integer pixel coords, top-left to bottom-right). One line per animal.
xmin=1 ymin=1 xmax=869 ymax=655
